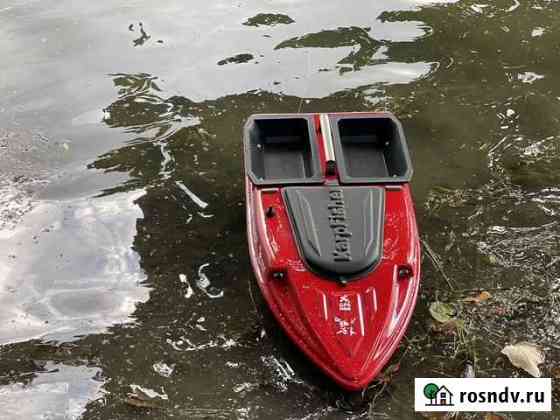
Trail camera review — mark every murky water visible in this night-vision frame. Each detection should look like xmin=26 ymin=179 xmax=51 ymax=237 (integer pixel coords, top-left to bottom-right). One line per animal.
xmin=1 ymin=0 xmax=559 ymax=418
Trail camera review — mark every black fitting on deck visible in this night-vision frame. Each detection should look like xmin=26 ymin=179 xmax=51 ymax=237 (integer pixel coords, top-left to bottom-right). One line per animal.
xmin=398 ymin=265 xmax=413 ymax=279
xmin=265 ymin=206 xmax=276 ymax=218
xmin=326 ymin=160 xmax=337 ymax=176
xmin=272 ymin=271 xmax=285 ymax=280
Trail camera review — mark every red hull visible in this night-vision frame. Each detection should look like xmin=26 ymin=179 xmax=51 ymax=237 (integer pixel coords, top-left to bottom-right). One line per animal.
xmin=245 ymin=112 xmax=421 ymax=391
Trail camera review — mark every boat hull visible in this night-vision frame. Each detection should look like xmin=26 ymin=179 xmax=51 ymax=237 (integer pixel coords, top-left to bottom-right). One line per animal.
xmin=246 ymin=180 xmax=420 ymax=390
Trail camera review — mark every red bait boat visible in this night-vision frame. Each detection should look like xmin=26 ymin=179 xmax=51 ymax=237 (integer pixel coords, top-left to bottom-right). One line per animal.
xmin=244 ymin=112 xmax=420 ymax=391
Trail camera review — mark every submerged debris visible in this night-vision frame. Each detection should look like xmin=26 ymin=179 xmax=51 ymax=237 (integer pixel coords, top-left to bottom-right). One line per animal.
xmin=179 ymin=273 xmax=194 ymax=298
xmin=429 ymin=301 xmax=458 ymax=323
xmin=260 ymin=355 xmax=302 ymax=392
xmin=217 ymin=53 xmax=254 ymax=66
xmin=125 ymin=395 xmax=161 ymax=409
xmin=430 ymin=319 xmax=465 ymax=337
xmin=196 ymin=263 xmax=224 ymax=299
xmin=126 ymin=384 xmax=168 ymax=409
xmin=484 ymin=414 xmax=505 ymax=420
xmin=152 ymin=361 xmax=175 ymax=378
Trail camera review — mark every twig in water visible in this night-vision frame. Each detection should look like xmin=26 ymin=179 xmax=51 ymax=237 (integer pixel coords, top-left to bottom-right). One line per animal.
xmin=421 ymin=239 xmax=455 ymax=290
xmin=453 ymin=286 xmax=512 ymax=294
xmin=247 ymin=275 xmax=260 ymax=317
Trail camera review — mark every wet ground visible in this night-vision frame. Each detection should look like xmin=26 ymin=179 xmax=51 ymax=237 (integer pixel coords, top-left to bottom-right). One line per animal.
xmin=1 ymin=0 xmax=559 ymax=418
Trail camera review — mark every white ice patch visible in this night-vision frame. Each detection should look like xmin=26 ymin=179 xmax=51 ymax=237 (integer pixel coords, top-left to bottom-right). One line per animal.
xmin=129 ymin=384 xmax=168 ymax=400
xmin=505 ymin=0 xmax=520 ymax=12
xmin=179 ymin=273 xmax=194 ymax=298
xmin=233 ymin=382 xmax=259 ymax=394
xmin=470 ymin=4 xmax=488 ymax=14
xmin=152 ymin=362 xmax=175 ymax=378
xmin=531 ymin=27 xmax=545 ymax=37
xmin=518 ymin=72 xmax=544 ymax=84
xmin=175 ymin=181 xmax=208 ymax=209
xmin=196 ymin=263 xmax=224 ymax=299
xmin=261 ymin=355 xmax=302 ymax=392
xmin=166 ymin=334 xmax=239 ymax=352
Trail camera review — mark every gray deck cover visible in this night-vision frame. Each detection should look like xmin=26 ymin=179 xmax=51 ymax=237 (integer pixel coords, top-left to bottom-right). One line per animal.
xmin=283 ymin=186 xmax=385 ymax=281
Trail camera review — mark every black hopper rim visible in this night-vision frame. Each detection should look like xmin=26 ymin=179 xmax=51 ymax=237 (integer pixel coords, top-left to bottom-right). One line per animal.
xmin=244 ymin=114 xmax=323 ymax=186
xmin=329 ymin=113 xmax=413 ymax=184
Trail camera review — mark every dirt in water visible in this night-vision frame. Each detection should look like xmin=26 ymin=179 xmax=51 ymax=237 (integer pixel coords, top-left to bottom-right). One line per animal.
xmin=0 ymin=0 xmax=559 ymax=419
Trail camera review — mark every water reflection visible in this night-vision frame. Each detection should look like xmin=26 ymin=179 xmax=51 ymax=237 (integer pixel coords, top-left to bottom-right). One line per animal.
xmin=0 ymin=362 xmax=104 ymax=420
xmin=1 ymin=0 xmax=560 ymax=417
xmin=0 ymin=190 xmax=149 ymax=345
xmin=243 ymin=13 xmax=295 ymax=27
xmin=131 ymin=22 xmax=151 ymax=47
xmin=275 ymin=26 xmax=384 ymax=72
xmin=70 ymin=72 xmax=336 ymax=418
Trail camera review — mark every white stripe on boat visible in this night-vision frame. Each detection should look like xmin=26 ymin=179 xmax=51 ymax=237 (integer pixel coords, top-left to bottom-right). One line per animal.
xmin=319 ymin=113 xmax=335 ymax=163
xmin=322 ymin=293 xmax=329 ymax=320
xmin=357 ymin=294 xmax=366 ymax=336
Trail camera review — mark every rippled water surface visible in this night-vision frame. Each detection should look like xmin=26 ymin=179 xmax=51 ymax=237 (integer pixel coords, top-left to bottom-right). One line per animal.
xmin=1 ymin=0 xmax=559 ymax=418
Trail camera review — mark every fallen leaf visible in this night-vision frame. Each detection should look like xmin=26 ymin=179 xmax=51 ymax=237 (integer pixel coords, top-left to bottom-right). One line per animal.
xmin=485 ymin=414 xmax=505 ymax=420
xmin=125 ymin=396 xmax=161 ymax=409
xmin=501 ymin=342 xmax=544 ymax=377
xmin=550 ymin=366 xmax=560 ymax=379
xmin=429 ymin=301 xmax=457 ymax=323
xmin=420 ymin=413 xmax=451 ymax=419
xmin=463 ymin=291 xmax=491 ymax=304
xmin=463 ymin=362 xmax=475 ymax=378
xmin=129 ymin=384 xmax=168 ymax=400
xmin=125 ymin=384 xmax=168 ymax=409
